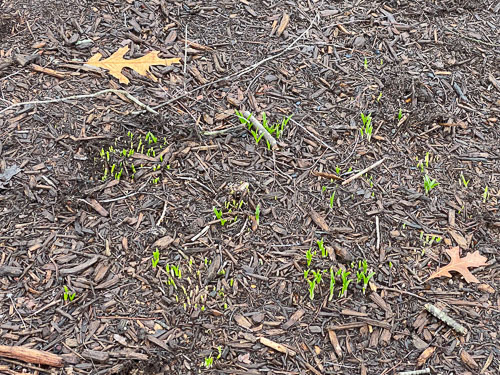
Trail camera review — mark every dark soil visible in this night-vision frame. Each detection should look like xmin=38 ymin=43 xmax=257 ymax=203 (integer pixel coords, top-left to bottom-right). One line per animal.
xmin=1 ymin=0 xmax=499 ymax=374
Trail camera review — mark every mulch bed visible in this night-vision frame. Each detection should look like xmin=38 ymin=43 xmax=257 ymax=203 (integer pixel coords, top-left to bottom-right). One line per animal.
xmin=1 ymin=0 xmax=499 ymax=374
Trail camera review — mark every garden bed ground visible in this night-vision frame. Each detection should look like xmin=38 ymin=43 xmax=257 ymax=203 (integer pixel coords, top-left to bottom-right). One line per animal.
xmin=0 ymin=0 xmax=499 ymax=374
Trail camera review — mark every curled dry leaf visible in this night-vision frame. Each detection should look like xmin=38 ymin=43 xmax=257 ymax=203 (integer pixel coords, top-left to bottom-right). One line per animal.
xmin=426 ymin=246 xmax=488 ymax=283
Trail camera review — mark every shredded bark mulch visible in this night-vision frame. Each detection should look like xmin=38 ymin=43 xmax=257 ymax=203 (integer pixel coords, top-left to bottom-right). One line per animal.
xmin=1 ymin=0 xmax=499 ymax=374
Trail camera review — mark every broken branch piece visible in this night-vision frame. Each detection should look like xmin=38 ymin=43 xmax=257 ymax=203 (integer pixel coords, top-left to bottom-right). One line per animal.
xmin=242 ymin=111 xmax=278 ymax=149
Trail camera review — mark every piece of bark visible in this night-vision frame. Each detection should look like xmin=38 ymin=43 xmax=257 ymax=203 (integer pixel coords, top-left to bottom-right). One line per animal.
xmin=282 ymin=308 xmax=305 ymax=329
xmin=0 ymin=345 xmax=63 ymax=367
xmin=328 ymin=330 xmax=342 ymax=358
xmin=89 ymin=198 xmax=108 ymax=217
xmin=82 ymin=349 xmax=109 ymax=362
xmin=259 ymin=337 xmax=296 ymax=356
xmin=309 ymin=209 xmax=329 ymax=231
xmin=0 ymin=266 xmax=22 ymax=277
xmin=59 ymin=256 xmax=99 ymax=276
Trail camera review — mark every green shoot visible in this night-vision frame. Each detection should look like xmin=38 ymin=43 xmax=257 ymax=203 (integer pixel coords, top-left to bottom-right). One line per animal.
xmin=364 ymin=57 xmax=368 ymax=70
xmin=152 ymin=248 xmax=160 ymax=268
xmin=216 ymin=346 xmax=222 ymax=359
xmin=329 ymin=191 xmax=335 ymax=208
xmin=376 ymin=92 xmax=382 ymax=102
xmin=204 ymin=355 xmax=213 ymax=369
xmin=328 ymin=266 xmax=335 ymax=301
xmin=398 ymin=108 xmax=403 ymax=121
xmin=305 ymin=248 xmax=315 ymax=268
xmin=63 ymin=286 xmax=76 ymax=301
xmin=483 ymin=186 xmax=489 ymax=203
xmin=213 ymin=207 xmax=228 ymax=226
xmin=335 ymin=165 xmax=341 ymax=175
xmin=356 ymin=259 xmax=375 ymax=294
xmin=425 ymin=152 xmax=430 ymax=168
xmin=360 ymin=113 xmax=373 ymax=141
xmin=307 ymin=279 xmax=315 ymax=300
xmin=317 ymin=238 xmax=327 ymax=257
xmin=255 ymin=204 xmax=260 ymax=225
xmin=423 ymin=174 xmax=439 ymax=194
xmin=460 ymin=173 xmax=470 ymax=188
xmin=337 ymin=269 xmax=352 ymax=298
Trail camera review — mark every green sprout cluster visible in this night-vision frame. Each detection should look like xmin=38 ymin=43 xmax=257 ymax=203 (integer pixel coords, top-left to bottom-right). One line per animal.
xmin=360 ymin=112 xmax=373 ymax=141
xmin=213 ymin=199 xmax=243 ymax=226
xmin=97 ymin=130 xmax=167 ymax=183
xmin=63 ymin=285 xmax=76 ymax=301
xmin=415 ymin=152 xmax=439 ymax=195
xmin=356 ymin=259 xmax=375 ymax=294
xmin=235 ymin=110 xmax=292 ymax=149
xmin=151 ymin=255 xmax=231 ymax=313
xmin=303 ymin=240 xmax=376 ymax=301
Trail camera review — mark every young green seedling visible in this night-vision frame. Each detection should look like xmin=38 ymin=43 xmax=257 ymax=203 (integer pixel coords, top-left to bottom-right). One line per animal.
xmin=328 ymin=266 xmax=336 ymax=301
xmin=317 ymin=238 xmax=327 ymax=257
xmin=204 ymin=355 xmax=213 ymax=369
xmin=152 ymin=248 xmax=160 ymax=268
xmin=63 ymin=286 xmax=76 ymax=301
xmin=356 ymin=259 xmax=375 ymax=294
xmin=423 ymin=174 xmax=439 ymax=194
xmin=213 ymin=207 xmax=228 ymax=226
xmin=305 ymin=248 xmax=315 ymax=268
xmin=360 ymin=113 xmax=373 ymax=141
xmin=337 ymin=269 xmax=352 ymax=298
xmin=483 ymin=186 xmax=489 ymax=203
xmin=397 ymin=108 xmax=403 ymax=121
xmin=460 ymin=173 xmax=470 ymax=188
xmin=329 ymin=191 xmax=335 ymax=208
xmin=255 ymin=204 xmax=260 ymax=225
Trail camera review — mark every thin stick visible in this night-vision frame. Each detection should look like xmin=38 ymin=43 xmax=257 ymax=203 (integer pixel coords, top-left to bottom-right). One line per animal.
xmin=397 ymin=369 xmax=430 ymax=375
xmin=0 ymin=89 xmax=158 ymax=115
xmin=424 ymin=303 xmax=467 ymax=335
xmin=241 ymin=110 xmax=277 ymax=149
xmin=184 ymin=24 xmax=188 ymax=92
xmin=341 ymin=157 xmax=386 ymax=185
xmin=375 ymin=216 xmax=380 ymax=250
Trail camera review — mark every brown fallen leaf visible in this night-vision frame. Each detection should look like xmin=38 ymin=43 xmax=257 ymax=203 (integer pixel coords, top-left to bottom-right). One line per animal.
xmin=86 ymin=46 xmax=180 ymax=84
xmin=427 ymin=246 xmax=488 ymax=283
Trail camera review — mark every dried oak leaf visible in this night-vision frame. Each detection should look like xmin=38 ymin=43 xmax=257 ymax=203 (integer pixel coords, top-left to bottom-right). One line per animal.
xmin=86 ymin=46 xmax=180 ymax=84
xmin=427 ymin=246 xmax=488 ymax=283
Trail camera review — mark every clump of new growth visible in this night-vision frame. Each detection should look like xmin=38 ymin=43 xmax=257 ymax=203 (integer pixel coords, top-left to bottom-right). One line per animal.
xmin=337 ymin=268 xmax=352 ymax=298
xmin=97 ymin=130 xmax=167 ymax=184
xmin=63 ymin=286 xmax=76 ymax=301
xmin=423 ymin=174 xmax=439 ymax=194
xmin=360 ymin=113 xmax=373 ymax=141
xmin=235 ymin=110 xmax=292 ymax=149
xmin=152 ymin=248 xmax=160 ymax=268
xmin=356 ymin=259 xmax=375 ymax=294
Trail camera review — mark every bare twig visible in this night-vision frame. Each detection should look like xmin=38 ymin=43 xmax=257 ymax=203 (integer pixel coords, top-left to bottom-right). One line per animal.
xmin=424 ymin=303 xmax=467 ymax=335
xmin=0 ymin=89 xmax=158 ymax=116
xmin=241 ymin=110 xmax=277 ymax=149
xmin=375 ymin=216 xmax=380 ymax=250
xmin=341 ymin=158 xmax=386 ymax=185
xmin=397 ymin=368 xmax=430 ymax=375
